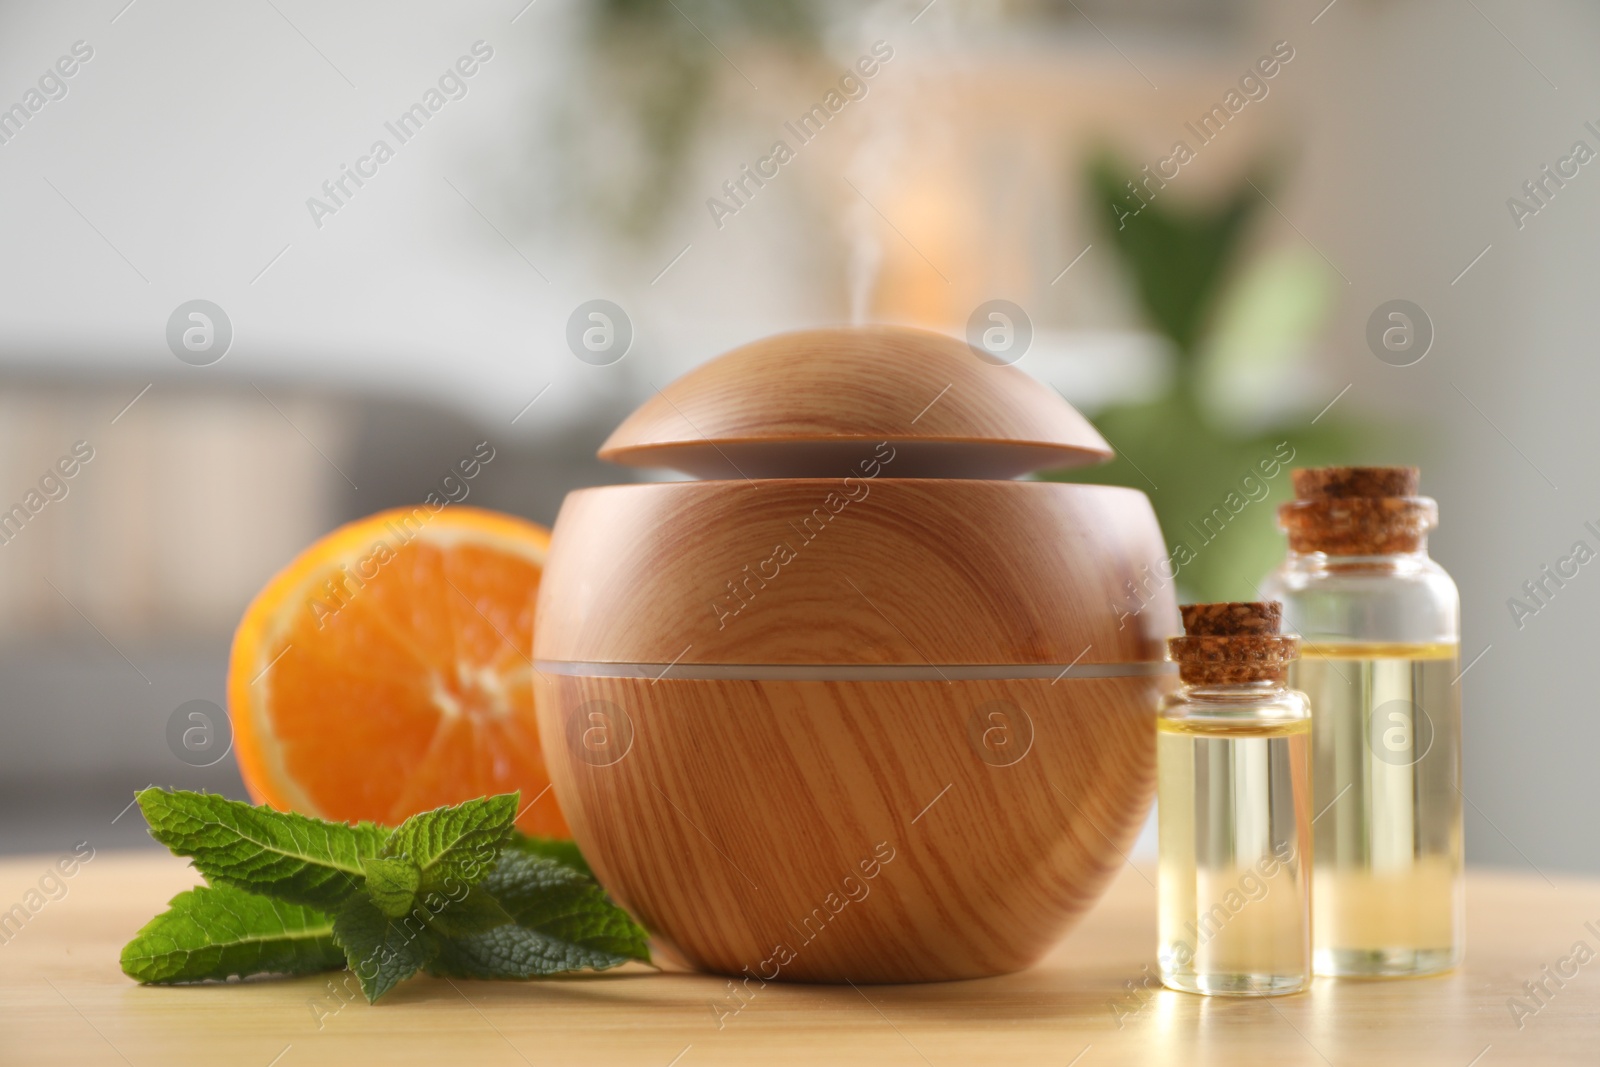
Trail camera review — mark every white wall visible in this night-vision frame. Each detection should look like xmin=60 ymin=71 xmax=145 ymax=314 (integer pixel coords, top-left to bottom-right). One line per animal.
xmin=1268 ymin=0 xmax=1600 ymax=873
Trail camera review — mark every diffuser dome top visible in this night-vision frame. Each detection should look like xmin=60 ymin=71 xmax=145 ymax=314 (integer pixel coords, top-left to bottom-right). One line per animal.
xmin=598 ymin=325 xmax=1113 ymax=479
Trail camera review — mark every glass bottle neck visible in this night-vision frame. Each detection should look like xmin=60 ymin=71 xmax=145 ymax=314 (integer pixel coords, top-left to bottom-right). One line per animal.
xmin=1280 ymin=541 xmax=1433 ymax=575
xmin=1177 ymin=679 xmax=1293 ymax=703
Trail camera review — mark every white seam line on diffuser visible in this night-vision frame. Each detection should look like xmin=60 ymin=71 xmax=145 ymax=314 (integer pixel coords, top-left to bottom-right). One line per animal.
xmin=664 ymin=1045 xmax=693 ymax=1067
xmin=649 ymin=783 xmax=762 ymax=890
xmin=1457 ymin=786 xmax=1556 ymax=888
xmin=843 ymin=177 xmax=950 ymax=284
xmin=442 ymin=176 xmax=549 ymax=281
xmin=1065 ymin=1045 xmax=1092 ymax=1067
xmin=648 ymin=383 xmax=758 ymax=485
xmin=514 ymin=784 xmax=552 ymax=825
xmin=1242 ymin=977 xmax=1335 ymax=1066
xmin=250 ymin=243 xmax=292 ymax=285
xmin=910 ymin=783 xmax=952 ymax=825
xmin=846 ymin=980 xmax=937 ymax=1067
xmin=1049 ymin=782 xmax=1153 ymax=889
xmin=251 ymin=644 xmax=294 ymax=686
xmin=1310 ymin=0 xmax=1340 ymax=25
xmin=443 ymin=979 xmax=537 ymax=1066
xmin=1310 ymin=782 xmax=1351 ymax=825
xmin=841 ymin=575 xmax=952 ymax=683
xmin=1451 ymin=243 xmax=1493 ymax=285
xmin=110 ymin=383 xmax=152 ymax=424
xmin=1050 ymin=644 xmax=1093 ymax=685
xmin=1464 ymin=1045 xmax=1493 ymax=1067
xmin=510 ymin=0 xmax=539 ymax=23
xmin=44 ymin=979 xmax=138 ymax=1067
xmin=43 ymin=578 xmax=150 ymax=684
xmin=1310 ymin=382 xmax=1351 ymax=424
xmin=650 ymin=243 xmax=692 ymax=285
xmin=911 ymin=0 xmax=938 ymax=23
xmin=265 ymin=1044 xmax=293 ymax=1067
xmin=1051 ymin=385 xmax=1158 ymax=489
xmin=511 ymin=383 xmax=552 ymax=424
xmin=1065 ymin=1 xmax=1156 ymax=89
xmin=1452 ymin=643 xmax=1492 ymax=686
xmin=666 ymin=1 xmax=757 ymax=90
xmin=1050 ymin=243 xmax=1093 ymax=285
xmin=1244 ymin=177 xmax=1350 ymax=285
xmin=252 ymin=383 xmax=360 ymax=490
xmin=1451 ymin=382 xmax=1559 ymax=489
xmin=651 ymin=644 xmax=693 ymax=685
xmin=111 ymin=0 xmax=139 ymax=23
xmin=443 ymin=575 xmax=550 ymax=684
xmin=43 ymin=177 xmax=149 ymax=283
xmin=910 ymin=383 xmax=952 ymax=425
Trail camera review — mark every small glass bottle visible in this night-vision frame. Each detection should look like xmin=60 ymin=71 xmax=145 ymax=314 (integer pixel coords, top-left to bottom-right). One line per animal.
xmin=1260 ymin=466 xmax=1463 ymax=978
xmin=1157 ymin=601 xmax=1312 ymax=996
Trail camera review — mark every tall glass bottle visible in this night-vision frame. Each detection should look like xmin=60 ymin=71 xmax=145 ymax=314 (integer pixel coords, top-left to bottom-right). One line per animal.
xmin=1260 ymin=466 xmax=1463 ymax=977
xmin=1158 ymin=601 xmax=1312 ymax=996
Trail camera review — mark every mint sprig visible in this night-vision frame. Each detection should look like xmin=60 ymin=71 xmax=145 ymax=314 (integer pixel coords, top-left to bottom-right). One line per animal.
xmin=360 ymin=856 xmax=422 ymax=918
xmin=120 ymin=884 xmax=344 ymax=984
xmin=426 ymin=844 xmax=650 ymax=979
xmin=137 ymin=787 xmax=385 ymax=909
xmin=333 ymin=893 xmax=441 ymax=1002
xmin=121 ymin=789 xmax=649 ymax=1003
xmin=381 ymin=792 xmax=516 ymax=892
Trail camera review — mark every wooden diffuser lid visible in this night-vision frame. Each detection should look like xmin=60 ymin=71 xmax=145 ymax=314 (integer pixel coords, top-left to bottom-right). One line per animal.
xmin=599 ymin=326 xmax=1112 ymax=479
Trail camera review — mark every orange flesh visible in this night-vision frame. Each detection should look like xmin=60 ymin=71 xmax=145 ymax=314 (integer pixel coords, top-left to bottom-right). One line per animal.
xmin=227 ymin=506 xmax=567 ymax=836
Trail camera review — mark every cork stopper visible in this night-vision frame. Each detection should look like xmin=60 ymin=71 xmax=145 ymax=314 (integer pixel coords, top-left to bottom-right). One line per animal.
xmin=1180 ymin=601 xmax=1281 ymax=637
xmin=1292 ymin=466 xmax=1418 ymax=500
xmin=1279 ymin=466 xmax=1436 ymax=555
xmin=1168 ymin=601 xmax=1298 ymax=685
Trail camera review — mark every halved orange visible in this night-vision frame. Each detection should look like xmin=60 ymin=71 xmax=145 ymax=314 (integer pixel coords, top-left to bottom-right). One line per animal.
xmin=227 ymin=505 xmax=566 ymax=836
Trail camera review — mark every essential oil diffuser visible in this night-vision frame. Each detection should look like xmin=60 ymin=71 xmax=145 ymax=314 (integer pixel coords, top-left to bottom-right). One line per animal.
xmin=533 ymin=326 xmax=1177 ymax=982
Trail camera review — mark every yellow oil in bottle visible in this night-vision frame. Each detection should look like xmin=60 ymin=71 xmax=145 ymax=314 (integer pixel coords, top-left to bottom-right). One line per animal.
xmin=1291 ymin=642 xmax=1463 ymax=977
xmin=1156 ymin=716 xmax=1313 ymax=995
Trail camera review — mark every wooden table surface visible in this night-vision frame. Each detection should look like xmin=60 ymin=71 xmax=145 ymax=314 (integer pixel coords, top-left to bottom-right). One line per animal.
xmin=3 ymin=851 xmax=1596 ymax=1066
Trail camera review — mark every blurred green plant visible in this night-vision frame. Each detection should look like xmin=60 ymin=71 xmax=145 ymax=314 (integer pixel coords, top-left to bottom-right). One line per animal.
xmin=1042 ymin=152 xmax=1385 ymax=602
xmin=576 ymin=0 xmax=823 ymax=238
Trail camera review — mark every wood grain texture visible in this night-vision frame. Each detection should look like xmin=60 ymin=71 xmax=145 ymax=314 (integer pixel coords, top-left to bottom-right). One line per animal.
xmin=597 ymin=326 xmax=1113 ymax=478
xmin=533 ymin=479 xmax=1177 ymax=666
xmin=7 ymin=854 xmax=1598 ymax=1066
xmin=533 ymin=673 xmax=1166 ymax=982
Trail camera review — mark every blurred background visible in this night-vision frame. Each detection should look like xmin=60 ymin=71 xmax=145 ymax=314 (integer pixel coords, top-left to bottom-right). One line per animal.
xmin=1 ymin=0 xmax=1594 ymax=874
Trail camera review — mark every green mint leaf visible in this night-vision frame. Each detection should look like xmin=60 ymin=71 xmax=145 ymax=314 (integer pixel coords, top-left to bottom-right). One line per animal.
xmin=485 ymin=848 xmax=649 ymax=962
xmin=332 ymin=894 xmax=439 ymax=1003
xmin=506 ymin=833 xmax=592 ymax=879
xmin=120 ymin=884 xmax=343 ymax=984
xmin=361 ymin=856 xmax=420 ymax=918
xmin=137 ymin=789 xmax=386 ymax=910
xmin=424 ymin=848 xmax=649 ymax=980
xmin=426 ymin=924 xmax=631 ymax=980
xmin=424 ymin=885 xmax=514 ymax=938
xmin=382 ymin=793 xmax=517 ymax=894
